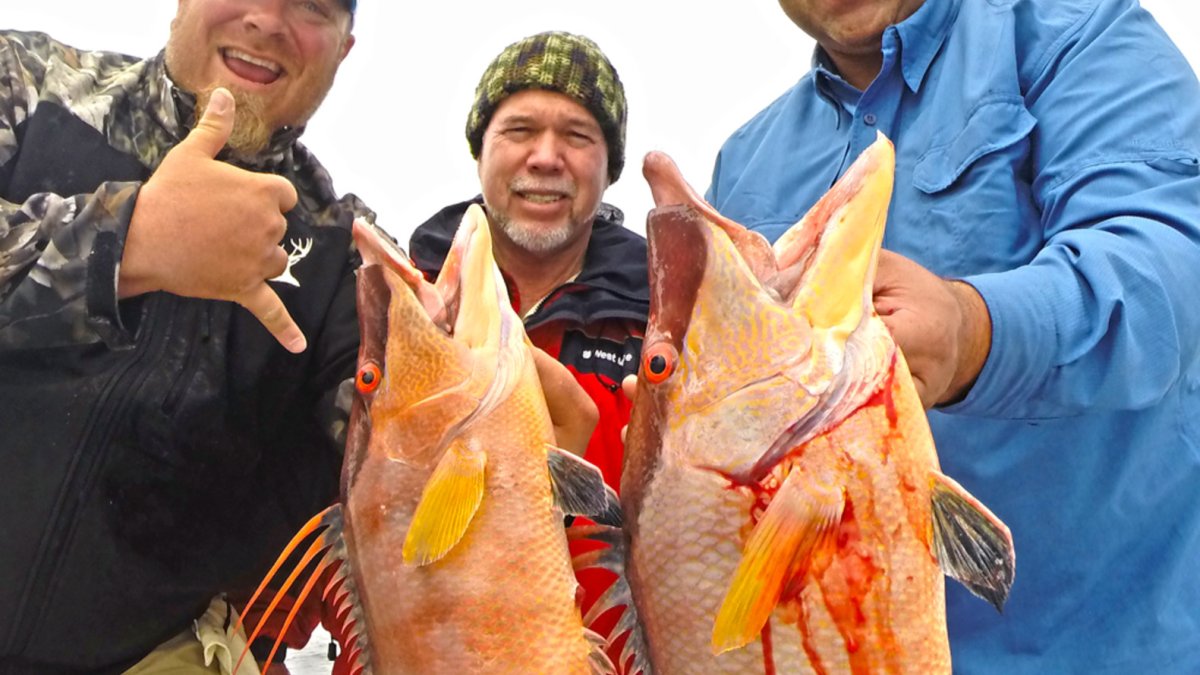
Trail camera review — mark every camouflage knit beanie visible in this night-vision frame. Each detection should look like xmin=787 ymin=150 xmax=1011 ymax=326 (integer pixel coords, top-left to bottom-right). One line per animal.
xmin=466 ymin=31 xmax=627 ymax=184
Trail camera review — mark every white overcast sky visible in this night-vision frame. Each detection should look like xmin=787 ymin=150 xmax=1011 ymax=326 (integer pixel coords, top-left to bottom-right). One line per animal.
xmin=7 ymin=1 xmax=1200 ymax=246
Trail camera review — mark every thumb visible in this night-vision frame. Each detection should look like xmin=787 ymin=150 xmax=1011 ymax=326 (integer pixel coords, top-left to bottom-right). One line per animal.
xmin=237 ymin=282 xmax=308 ymax=354
xmin=184 ymin=87 xmax=235 ymax=158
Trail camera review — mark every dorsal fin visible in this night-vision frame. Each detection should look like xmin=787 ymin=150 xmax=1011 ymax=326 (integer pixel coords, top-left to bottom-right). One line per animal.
xmin=233 ymin=505 xmax=346 ymax=674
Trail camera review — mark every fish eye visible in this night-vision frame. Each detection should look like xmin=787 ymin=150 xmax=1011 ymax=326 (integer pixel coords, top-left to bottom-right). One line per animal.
xmin=642 ymin=343 xmax=678 ymax=384
xmin=356 ymin=362 xmax=382 ymax=394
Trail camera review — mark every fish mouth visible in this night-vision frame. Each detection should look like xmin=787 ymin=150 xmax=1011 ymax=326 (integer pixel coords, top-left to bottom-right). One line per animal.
xmin=220 ymin=47 xmax=285 ymax=86
xmin=639 ymin=136 xmax=897 ymax=482
xmin=642 ymin=134 xmax=894 ymax=327
xmin=349 ymin=208 xmax=512 ymax=350
xmin=786 ymin=132 xmax=895 ymax=343
xmin=352 ymin=218 xmax=454 ymax=337
xmin=641 ymin=135 xmax=894 ymax=351
xmin=448 ymin=205 xmax=511 ymax=351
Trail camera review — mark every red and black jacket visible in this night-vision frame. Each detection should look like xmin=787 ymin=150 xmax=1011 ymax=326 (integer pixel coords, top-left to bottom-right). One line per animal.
xmin=409 ymin=197 xmax=650 ymax=492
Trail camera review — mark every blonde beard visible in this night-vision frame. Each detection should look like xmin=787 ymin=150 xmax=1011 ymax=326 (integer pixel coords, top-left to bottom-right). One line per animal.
xmin=194 ymin=86 xmax=272 ymax=156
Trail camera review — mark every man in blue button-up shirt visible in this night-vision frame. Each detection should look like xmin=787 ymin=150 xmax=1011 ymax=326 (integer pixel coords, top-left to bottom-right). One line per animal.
xmin=708 ymin=0 xmax=1200 ymax=671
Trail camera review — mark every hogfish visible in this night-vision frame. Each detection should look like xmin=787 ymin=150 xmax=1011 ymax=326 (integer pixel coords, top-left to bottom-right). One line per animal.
xmin=237 ymin=205 xmax=618 ymax=674
xmin=596 ymin=135 xmax=1014 ymax=674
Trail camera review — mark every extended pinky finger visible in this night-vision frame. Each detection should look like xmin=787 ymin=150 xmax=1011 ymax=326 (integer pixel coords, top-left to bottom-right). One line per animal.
xmin=239 ymin=283 xmax=307 ymax=354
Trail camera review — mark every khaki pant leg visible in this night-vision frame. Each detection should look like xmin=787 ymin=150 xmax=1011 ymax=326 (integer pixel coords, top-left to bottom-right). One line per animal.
xmin=122 ymin=629 xmax=220 ymax=674
xmin=122 ymin=597 xmax=261 ymax=675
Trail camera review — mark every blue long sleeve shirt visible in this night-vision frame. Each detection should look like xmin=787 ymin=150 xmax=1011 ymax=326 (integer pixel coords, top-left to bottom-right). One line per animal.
xmin=708 ymin=0 xmax=1200 ymax=671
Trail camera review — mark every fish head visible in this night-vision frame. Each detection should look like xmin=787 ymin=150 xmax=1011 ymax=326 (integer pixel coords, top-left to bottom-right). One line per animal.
xmin=345 ymin=206 xmax=529 ymax=489
xmin=627 ymin=134 xmax=897 ymax=488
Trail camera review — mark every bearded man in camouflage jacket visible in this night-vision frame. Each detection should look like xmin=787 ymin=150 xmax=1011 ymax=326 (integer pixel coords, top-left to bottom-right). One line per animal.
xmin=0 ymin=1 xmax=366 ymax=671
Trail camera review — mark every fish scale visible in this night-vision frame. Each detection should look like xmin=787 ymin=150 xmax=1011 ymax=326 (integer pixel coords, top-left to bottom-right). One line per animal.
xmin=238 ymin=206 xmax=617 ymax=675
xmin=344 ymin=376 xmax=589 ymax=671
xmin=597 ymin=135 xmax=1014 ymax=674
xmin=631 ymin=461 xmax=811 ymax=673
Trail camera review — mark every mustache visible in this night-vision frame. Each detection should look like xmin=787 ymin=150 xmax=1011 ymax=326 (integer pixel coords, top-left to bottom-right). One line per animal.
xmin=509 ymin=176 xmax=576 ymax=197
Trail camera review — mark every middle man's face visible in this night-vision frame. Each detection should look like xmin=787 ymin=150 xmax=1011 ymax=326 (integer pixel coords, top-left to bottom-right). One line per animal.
xmin=478 ymin=89 xmax=610 ymax=255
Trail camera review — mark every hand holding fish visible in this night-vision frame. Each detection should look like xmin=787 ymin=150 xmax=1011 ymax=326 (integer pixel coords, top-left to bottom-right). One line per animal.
xmin=872 ymin=249 xmax=992 ymax=407
xmin=533 ymin=346 xmax=600 ymax=456
xmin=120 ymin=88 xmax=306 ymax=353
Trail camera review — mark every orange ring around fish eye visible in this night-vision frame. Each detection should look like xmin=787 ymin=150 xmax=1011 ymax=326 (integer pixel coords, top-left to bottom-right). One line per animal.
xmin=642 ymin=343 xmax=677 ymax=384
xmin=356 ymin=362 xmax=382 ymax=394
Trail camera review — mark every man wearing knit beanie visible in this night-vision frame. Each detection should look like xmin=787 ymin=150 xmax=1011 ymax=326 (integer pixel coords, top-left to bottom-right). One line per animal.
xmin=411 ymin=31 xmax=646 ymax=643
xmin=465 ymin=31 xmax=628 ymax=184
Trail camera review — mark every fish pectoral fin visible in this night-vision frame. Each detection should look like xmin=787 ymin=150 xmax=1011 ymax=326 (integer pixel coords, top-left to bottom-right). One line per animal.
xmin=402 ymin=439 xmax=487 ymax=566
xmin=712 ymin=467 xmax=844 ymax=654
xmin=930 ymin=471 xmax=1016 ymax=612
xmin=547 ymin=445 xmax=623 ymax=527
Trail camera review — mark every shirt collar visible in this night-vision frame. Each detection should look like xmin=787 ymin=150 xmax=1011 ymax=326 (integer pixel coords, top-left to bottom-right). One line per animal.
xmin=810 ymin=0 xmax=959 ymax=96
xmin=894 ymin=0 xmax=959 ymax=93
xmin=813 ymin=49 xmax=862 ymax=114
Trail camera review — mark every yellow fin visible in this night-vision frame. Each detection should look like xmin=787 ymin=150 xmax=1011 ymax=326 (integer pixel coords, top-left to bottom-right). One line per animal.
xmin=402 ymin=439 xmax=487 ymax=566
xmin=712 ymin=467 xmax=843 ymax=654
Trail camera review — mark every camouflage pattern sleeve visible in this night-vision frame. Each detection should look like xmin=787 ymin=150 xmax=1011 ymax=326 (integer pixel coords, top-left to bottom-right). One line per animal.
xmin=0 ymin=32 xmax=141 ymax=350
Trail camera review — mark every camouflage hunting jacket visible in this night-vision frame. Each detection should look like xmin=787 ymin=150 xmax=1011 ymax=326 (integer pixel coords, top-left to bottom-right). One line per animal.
xmin=0 ymin=30 xmax=370 ymax=673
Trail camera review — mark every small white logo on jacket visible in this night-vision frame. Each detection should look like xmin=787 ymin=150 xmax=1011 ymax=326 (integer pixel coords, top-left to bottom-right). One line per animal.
xmin=271 ymin=238 xmax=313 ymax=287
xmin=580 ymin=348 xmax=635 ymax=367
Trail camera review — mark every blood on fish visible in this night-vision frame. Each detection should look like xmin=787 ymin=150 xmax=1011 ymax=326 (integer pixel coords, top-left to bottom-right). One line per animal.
xmin=761 ymin=618 xmax=776 ymax=675
xmin=862 ymin=353 xmax=900 ymax=429
xmin=822 ymin=499 xmax=893 ymax=673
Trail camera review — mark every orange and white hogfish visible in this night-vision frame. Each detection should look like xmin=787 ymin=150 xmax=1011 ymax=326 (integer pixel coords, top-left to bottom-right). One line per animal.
xmin=593 ymin=135 xmax=1015 ymax=674
xmin=237 ymin=205 xmax=620 ymax=674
